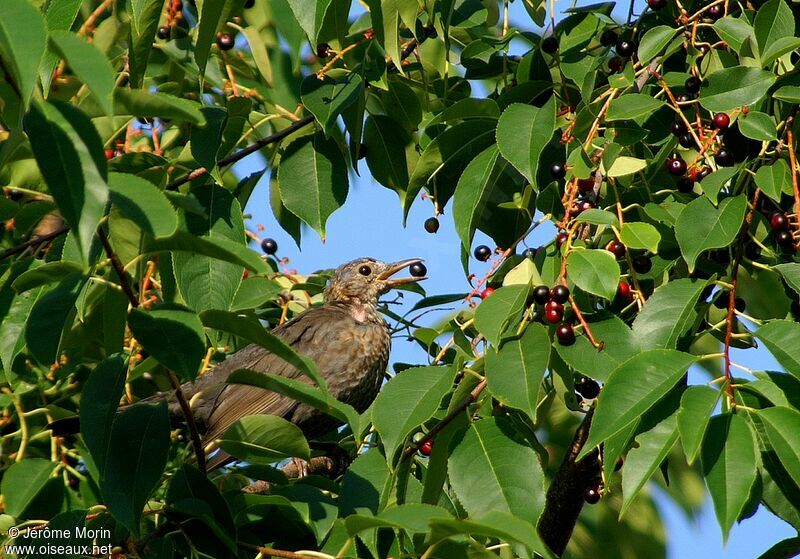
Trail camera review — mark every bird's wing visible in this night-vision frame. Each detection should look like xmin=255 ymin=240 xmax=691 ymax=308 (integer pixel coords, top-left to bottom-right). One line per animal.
xmin=202 ymin=305 xmax=353 ymax=444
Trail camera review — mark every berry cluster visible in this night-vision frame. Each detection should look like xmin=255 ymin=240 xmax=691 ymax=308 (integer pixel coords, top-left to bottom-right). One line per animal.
xmin=531 ymin=284 xmax=575 ymax=345
xmin=769 ymin=212 xmax=796 ymax=250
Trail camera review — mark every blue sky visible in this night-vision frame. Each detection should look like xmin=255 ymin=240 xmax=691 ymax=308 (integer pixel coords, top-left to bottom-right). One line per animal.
xmin=232 ymin=0 xmax=797 ymax=555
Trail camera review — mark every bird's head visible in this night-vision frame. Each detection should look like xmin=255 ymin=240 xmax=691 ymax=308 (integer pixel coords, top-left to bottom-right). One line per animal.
xmin=323 ymin=258 xmax=426 ymax=306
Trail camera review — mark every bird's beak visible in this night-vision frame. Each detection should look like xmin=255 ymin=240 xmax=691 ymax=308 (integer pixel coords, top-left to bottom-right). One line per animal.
xmin=378 ymin=258 xmax=426 ymax=286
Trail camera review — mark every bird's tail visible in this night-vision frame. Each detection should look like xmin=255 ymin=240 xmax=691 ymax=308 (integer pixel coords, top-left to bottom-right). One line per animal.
xmin=47 ymin=416 xmax=81 ymax=436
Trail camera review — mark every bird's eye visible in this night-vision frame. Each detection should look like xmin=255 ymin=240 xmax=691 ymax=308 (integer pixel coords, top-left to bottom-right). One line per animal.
xmin=358 ymin=265 xmax=372 ymax=276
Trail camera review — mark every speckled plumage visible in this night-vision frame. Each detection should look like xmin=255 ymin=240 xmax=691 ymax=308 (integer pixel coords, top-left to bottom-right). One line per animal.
xmin=166 ymin=257 xmax=422 ymax=469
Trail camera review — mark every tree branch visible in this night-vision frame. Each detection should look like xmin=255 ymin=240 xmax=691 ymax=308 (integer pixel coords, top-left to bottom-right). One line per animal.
xmin=97 ymin=227 xmax=138 ymax=305
xmin=537 ymin=410 xmax=600 ymax=557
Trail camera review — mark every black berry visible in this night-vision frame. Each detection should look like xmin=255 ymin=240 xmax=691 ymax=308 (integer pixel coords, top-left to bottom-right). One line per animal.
xmin=678 ymin=133 xmax=694 ymax=148
xmin=556 ymin=232 xmax=569 ymax=248
xmin=608 ymin=56 xmax=623 ymax=73
xmin=523 ymin=247 xmax=537 ymax=260
xmin=556 ymin=323 xmax=576 ymax=345
xmin=600 ymin=29 xmax=618 ymax=47
xmin=632 ymin=254 xmax=652 ymax=274
xmin=409 ymin=262 xmax=427 ymax=277
xmin=577 ymin=176 xmax=595 ymax=193
xmin=685 ymin=76 xmax=701 ymax=93
xmin=542 ymin=36 xmax=559 ymax=54
xmin=777 ymin=230 xmax=795 ymax=248
xmin=550 ymin=162 xmax=567 ymax=179
xmin=260 ymin=238 xmax=278 ymax=255
xmin=715 ymin=149 xmax=734 ymax=167
xmin=584 ymin=486 xmax=601 ymax=504
xmin=671 ymin=120 xmax=687 ymax=136
xmin=216 ymin=33 xmax=234 ymax=51
xmin=316 ymin=43 xmax=331 ymax=58
xmin=647 ymin=0 xmax=666 ymax=8
xmin=533 ymin=285 xmax=551 ymax=305
xmin=770 ymin=212 xmax=788 ymax=230
xmin=666 ymin=157 xmax=687 ymax=176
xmin=707 ymin=3 xmax=724 ymax=19
xmin=551 ymin=285 xmax=570 ymax=304
xmin=424 ymin=216 xmax=440 ymax=233
xmin=677 ymin=177 xmax=694 ymax=193
xmin=616 ymin=40 xmax=636 ymax=58
xmin=575 ymin=377 xmax=600 ymax=399
xmin=244 ymin=0 xmax=255 ymax=7
xmin=157 ymin=26 xmax=171 ymax=40
xmin=474 ymin=245 xmax=492 ymax=261
xmin=734 ymin=297 xmax=746 ymax=312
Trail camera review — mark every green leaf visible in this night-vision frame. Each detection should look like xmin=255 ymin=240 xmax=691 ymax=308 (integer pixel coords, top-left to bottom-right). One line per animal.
xmin=448 ymin=417 xmax=545 ymax=522
xmin=453 ymin=146 xmax=520 ymax=251
xmin=567 ymin=249 xmax=620 ymax=301
xmin=699 ymin=66 xmax=776 ymax=112
xmin=576 ymin=209 xmax=619 ymax=226
xmin=737 ymin=111 xmax=776 ymax=141
xmin=25 ymin=273 xmax=86 ymax=365
xmin=761 ymin=37 xmax=800 ymax=68
xmin=753 ymin=0 xmax=793 ymax=58
xmin=39 ymin=0 xmax=83 ymax=93
xmin=758 ymin=407 xmax=800 ymax=489
xmin=582 ymin=350 xmax=696 ymax=454
xmin=701 ymin=413 xmax=758 ymax=541
xmin=200 ymin=310 xmax=325 ymax=389
xmin=633 ymin=278 xmax=708 ymax=349
xmin=677 ymin=385 xmax=720 ymax=465
xmin=108 ymin=173 xmax=178 ymax=238
xmin=218 ymin=414 xmax=310 ymax=463
xmin=774 ymin=263 xmax=800 ymax=296
xmin=143 ymin=231 xmax=269 ymax=273
xmin=80 ymin=355 xmax=128 ymax=474
xmin=485 ymin=323 xmax=549 ymax=421
xmin=301 ymin=71 xmax=363 ymax=136
xmin=230 ymin=277 xmax=283 ymax=311
xmin=345 ymin=503 xmax=452 ymax=535
xmin=191 ymin=107 xmax=227 ymax=179
xmin=339 ymin=447 xmax=389 ymax=515
xmin=713 ymin=16 xmax=753 ymax=52
xmin=620 ymin=222 xmax=661 ymax=253
xmin=194 ymin=0 xmax=242 ymax=83
xmin=23 ymin=101 xmax=109 ymax=264
xmin=173 ymin=185 xmax=245 ymax=314
xmin=620 ymin=409 xmax=679 ymax=517
xmin=605 ymin=155 xmax=647 ymax=178
xmin=755 ymin=160 xmax=792 ymax=203
xmin=474 ymin=284 xmax=531 ymax=346
xmin=757 ymin=537 xmax=800 ymax=559
xmin=0 ymin=0 xmax=47 ymax=109
xmin=405 ymin=119 xmax=497 ymax=220
xmin=773 ymin=86 xmax=800 ymax=103
xmin=102 ymin=402 xmax=171 ymax=535
xmin=227 ymin=369 xmax=360 ymax=436
xmin=114 ymin=89 xmax=205 ymax=124
xmin=0 ymin=267 xmax=45 ymax=370
xmin=675 ymin=194 xmax=746 ymax=272
xmin=606 ymin=94 xmax=664 ymax=121
xmin=372 ymin=365 xmax=455 ymax=461
xmin=429 ymin=512 xmax=550 ymax=557
xmin=128 ymin=0 xmax=162 ymax=87
xmin=754 ymin=320 xmax=800 ymax=379
xmin=555 ymin=314 xmax=640 ymax=382
xmin=363 ymin=115 xmax=414 ymax=196
xmin=1 ymin=458 xmax=56 ymax=517
xmin=127 ymin=304 xmax=206 ymax=380
xmin=278 ymin=133 xmax=348 ymax=240
xmin=287 ymin=0 xmax=331 ymax=44
xmin=49 ymin=30 xmax=115 ymax=116
xmin=11 ymin=261 xmax=84 ymax=293
xmin=496 ymin=98 xmax=555 ymax=184
xmin=637 ymin=25 xmax=677 ymax=63
xmin=701 ymin=166 xmax=738 ymax=201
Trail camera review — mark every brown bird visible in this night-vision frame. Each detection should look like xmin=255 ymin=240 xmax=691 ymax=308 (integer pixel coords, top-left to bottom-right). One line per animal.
xmin=51 ymin=257 xmax=425 ymax=470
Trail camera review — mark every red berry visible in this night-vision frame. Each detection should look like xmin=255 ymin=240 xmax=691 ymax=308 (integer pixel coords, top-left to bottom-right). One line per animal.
xmin=616 ymin=280 xmax=632 ymax=300
xmin=577 ymin=176 xmax=595 ymax=193
xmin=579 ymin=200 xmax=595 ymax=213
xmin=551 ymin=285 xmax=570 ymax=304
xmin=584 ymin=486 xmax=601 ymax=504
xmin=419 ymin=439 xmax=433 ymax=456
xmin=713 ymin=113 xmax=730 ymax=130
xmin=606 ymin=240 xmax=626 ymax=259
xmin=647 ymin=0 xmax=666 ymax=9
xmin=556 ymin=232 xmax=569 ymax=248
xmin=556 ymin=322 xmax=575 ymax=345
xmin=316 ymin=43 xmax=331 ymax=58
xmin=544 ymin=301 xmax=564 ymax=323
xmin=608 ymin=57 xmax=623 ymax=73
xmin=481 ymin=287 xmax=495 ymax=299
xmin=770 ymin=212 xmax=788 ymax=230
xmin=105 ymin=148 xmax=115 ymax=160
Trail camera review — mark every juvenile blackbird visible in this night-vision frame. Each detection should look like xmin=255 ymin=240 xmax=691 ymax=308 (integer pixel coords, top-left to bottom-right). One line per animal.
xmin=51 ymin=257 xmax=426 ymax=470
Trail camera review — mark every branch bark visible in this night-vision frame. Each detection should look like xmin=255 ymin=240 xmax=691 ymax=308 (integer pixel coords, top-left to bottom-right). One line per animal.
xmin=537 ymin=411 xmax=600 ymax=557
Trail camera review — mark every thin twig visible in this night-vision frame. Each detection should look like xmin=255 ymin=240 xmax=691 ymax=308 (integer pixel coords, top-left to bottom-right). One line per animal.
xmin=97 ymin=228 xmax=138 ymax=306
xmin=0 ymin=225 xmax=69 ymax=262
xmin=168 ymin=371 xmax=207 ymax=474
xmin=401 ymin=379 xmax=487 ymax=460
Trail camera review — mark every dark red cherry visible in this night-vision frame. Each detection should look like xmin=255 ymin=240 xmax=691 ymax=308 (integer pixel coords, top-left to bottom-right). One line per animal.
xmin=556 ymin=323 xmax=576 ymax=345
